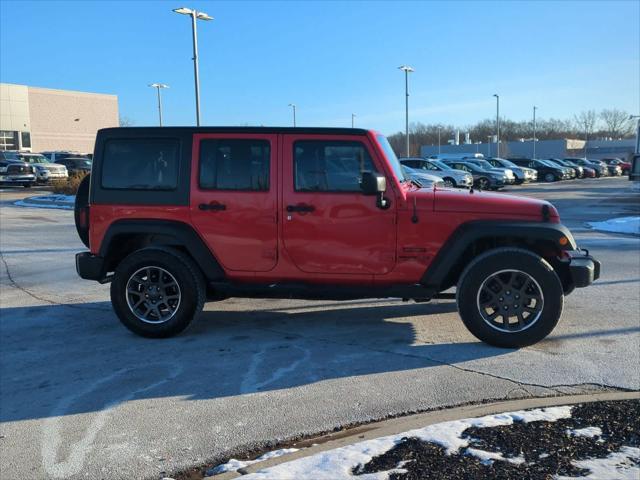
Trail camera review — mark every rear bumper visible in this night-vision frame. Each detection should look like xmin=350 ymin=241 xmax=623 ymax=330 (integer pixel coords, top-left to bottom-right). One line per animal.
xmin=76 ymin=252 xmax=106 ymax=281
xmin=565 ymin=249 xmax=601 ymax=288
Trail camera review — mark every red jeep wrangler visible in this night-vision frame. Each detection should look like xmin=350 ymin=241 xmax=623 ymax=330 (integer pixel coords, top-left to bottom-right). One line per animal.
xmin=75 ymin=127 xmax=600 ymax=347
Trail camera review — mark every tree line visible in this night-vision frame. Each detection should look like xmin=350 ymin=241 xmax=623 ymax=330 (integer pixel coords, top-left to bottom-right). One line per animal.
xmin=388 ymin=109 xmax=636 ymax=156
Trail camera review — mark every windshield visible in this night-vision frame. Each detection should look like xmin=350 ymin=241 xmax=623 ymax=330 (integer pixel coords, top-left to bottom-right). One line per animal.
xmin=18 ymin=154 xmax=49 ymax=164
xmin=474 ymin=160 xmax=496 ymax=170
xmin=430 ymin=159 xmax=451 ymax=170
xmin=376 ymin=134 xmax=406 ymax=182
xmin=495 ymin=158 xmax=517 ymax=168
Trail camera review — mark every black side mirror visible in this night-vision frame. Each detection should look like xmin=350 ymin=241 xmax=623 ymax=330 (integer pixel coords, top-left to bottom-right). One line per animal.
xmin=361 ymin=171 xmax=386 ymax=195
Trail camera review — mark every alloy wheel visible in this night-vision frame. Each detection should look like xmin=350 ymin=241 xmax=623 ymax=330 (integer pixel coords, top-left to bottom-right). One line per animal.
xmin=126 ymin=266 xmax=181 ymax=324
xmin=476 ymin=269 xmax=544 ymax=333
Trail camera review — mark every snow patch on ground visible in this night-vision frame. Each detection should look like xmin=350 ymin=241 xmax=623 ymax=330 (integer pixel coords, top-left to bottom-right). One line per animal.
xmin=465 ymin=447 xmax=525 ymax=466
xmin=14 ymin=194 xmax=75 ymax=210
xmin=588 ymin=216 xmax=640 ymax=235
xmin=566 ymin=426 xmax=602 ymax=438
xmin=207 ymin=448 xmax=299 ymax=475
xmin=240 ymin=406 xmax=572 ymax=480
xmin=556 ymin=446 xmax=640 ymax=480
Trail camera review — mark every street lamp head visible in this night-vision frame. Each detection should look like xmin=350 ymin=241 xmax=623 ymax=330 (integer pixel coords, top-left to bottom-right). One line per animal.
xmin=149 ymin=83 xmax=169 ymax=89
xmin=493 ymin=94 xmax=499 ymax=98
xmin=398 ymin=65 xmax=414 ymax=73
xmin=288 ymin=103 xmax=296 ymax=107
xmin=196 ymin=12 xmax=213 ymax=20
xmin=173 ymin=7 xmax=193 ymax=15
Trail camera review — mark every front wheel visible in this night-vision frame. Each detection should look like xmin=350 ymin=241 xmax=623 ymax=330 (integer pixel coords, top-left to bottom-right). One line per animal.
xmin=443 ymin=177 xmax=455 ymax=188
xmin=477 ymin=177 xmax=490 ymax=190
xmin=456 ymin=248 xmax=563 ymax=348
xmin=544 ymin=173 xmax=557 ymax=182
xmin=110 ymin=247 xmax=205 ymax=338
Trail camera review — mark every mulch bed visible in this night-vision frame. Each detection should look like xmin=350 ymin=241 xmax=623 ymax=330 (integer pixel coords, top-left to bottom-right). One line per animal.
xmin=353 ymin=399 xmax=639 ymax=479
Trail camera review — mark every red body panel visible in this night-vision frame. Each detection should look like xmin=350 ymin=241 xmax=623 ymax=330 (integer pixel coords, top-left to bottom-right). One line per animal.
xmin=90 ymin=130 xmax=554 ymax=286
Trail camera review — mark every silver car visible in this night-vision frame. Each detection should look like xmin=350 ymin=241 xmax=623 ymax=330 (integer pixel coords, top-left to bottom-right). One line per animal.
xmin=401 ymin=165 xmax=445 ymax=188
xmin=464 ymin=158 xmax=516 ymax=184
xmin=13 ymin=153 xmax=68 ymax=182
xmin=399 ymin=157 xmax=473 ymax=188
xmin=487 ymin=157 xmax=537 ymax=184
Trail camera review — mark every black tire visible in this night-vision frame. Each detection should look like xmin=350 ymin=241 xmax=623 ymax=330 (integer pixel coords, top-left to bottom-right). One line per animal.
xmin=443 ymin=177 xmax=456 ymax=188
xmin=543 ymin=172 xmax=556 ymax=183
xmin=456 ymin=248 xmax=563 ymax=348
xmin=74 ymin=174 xmax=91 ymax=248
xmin=477 ymin=177 xmax=490 ymax=190
xmin=110 ymin=247 xmax=205 ymax=338
xmin=22 ymin=183 xmax=32 ymax=188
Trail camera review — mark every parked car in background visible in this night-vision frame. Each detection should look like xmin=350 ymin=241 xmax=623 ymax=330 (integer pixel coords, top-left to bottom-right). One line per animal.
xmin=41 ymin=151 xmax=91 ymax=164
xmin=630 ymin=154 xmax=640 ymax=181
xmin=544 ymin=159 xmax=576 ymax=179
xmin=462 ymin=158 xmax=516 ymax=184
xmin=602 ymin=158 xmax=631 ymax=175
xmin=399 ymin=157 xmax=473 ymax=188
xmin=550 ymin=159 xmax=584 ymax=178
xmin=486 ymin=157 xmax=537 ymax=184
xmin=401 ymin=165 xmax=445 ymax=188
xmin=510 ymin=158 xmax=570 ymax=182
xmin=10 ymin=152 xmax=68 ymax=182
xmin=56 ymin=157 xmax=92 ymax=175
xmin=0 ymin=157 xmax=36 ymax=187
xmin=442 ymin=160 xmax=507 ymax=190
xmin=564 ymin=158 xmax=608 ymax=177
xmin=561 ymin=158 xmax=596 ymax=178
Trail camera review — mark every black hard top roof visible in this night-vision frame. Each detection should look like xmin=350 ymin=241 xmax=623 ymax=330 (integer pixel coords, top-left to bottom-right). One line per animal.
xmin=98 ymin=126 xmax=371 ymax=135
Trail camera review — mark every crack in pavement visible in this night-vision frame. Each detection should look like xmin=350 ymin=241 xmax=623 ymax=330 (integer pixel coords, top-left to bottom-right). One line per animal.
xmin=248 ymin=322 xmax=628 ymax=397
xmin=0 ymin=251 xmax=109 ymax=312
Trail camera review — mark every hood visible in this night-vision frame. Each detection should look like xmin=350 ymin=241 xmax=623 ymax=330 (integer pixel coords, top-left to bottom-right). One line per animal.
xmin=433 ymin=188 xmax=559 ymax=219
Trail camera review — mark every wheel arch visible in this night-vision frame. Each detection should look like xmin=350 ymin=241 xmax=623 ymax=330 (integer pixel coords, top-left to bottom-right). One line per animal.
xmin=421 ymin=221 xmax=576 ymax=294
xmin=99 ymin=219 xmax=225 ymax=281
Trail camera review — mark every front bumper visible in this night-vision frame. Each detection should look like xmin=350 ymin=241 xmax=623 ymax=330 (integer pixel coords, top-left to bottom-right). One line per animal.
xmin=47 ymin=171 xmax=69 ymax=179
xmin=76 ymin=252 xmax=106 ymax=281
xmin=565 ymin=249 xmax=601 ymax=288
xmin=0 ymin=174 xmax=36 ymax=184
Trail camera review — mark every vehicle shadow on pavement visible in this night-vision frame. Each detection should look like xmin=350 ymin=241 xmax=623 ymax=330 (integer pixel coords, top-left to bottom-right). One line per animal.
xmin=0 ymin=300 xmax=554 ymax=422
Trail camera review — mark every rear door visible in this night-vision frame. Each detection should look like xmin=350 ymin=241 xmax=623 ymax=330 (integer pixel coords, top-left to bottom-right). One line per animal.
xmin=190 ymin=133 xmax=278 ymax=272
xmin=281 ymin=134 xmax=396 ymax=275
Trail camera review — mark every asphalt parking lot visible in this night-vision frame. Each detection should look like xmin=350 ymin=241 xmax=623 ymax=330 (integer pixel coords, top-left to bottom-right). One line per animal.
xmin=1 ymin=177 xmax=638 ymax=480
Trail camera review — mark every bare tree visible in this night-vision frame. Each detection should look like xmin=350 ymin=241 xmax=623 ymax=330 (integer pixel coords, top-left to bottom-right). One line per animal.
xmin=573 ymin=110 xmax=598 ymax=139
xmin=600 ymin=109 xmax=633 ymax=138
xmin=119 ymin=116 xmax=135 ymax=127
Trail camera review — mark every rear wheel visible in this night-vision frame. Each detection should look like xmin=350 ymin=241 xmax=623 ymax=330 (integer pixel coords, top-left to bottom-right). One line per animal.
xmin=443 ymin=177 xmax=455 ymax=188
xmin=456 ymin=248 xmax=563 ymax=348
xmin=110 ymin=247 xmax=205 ymax=338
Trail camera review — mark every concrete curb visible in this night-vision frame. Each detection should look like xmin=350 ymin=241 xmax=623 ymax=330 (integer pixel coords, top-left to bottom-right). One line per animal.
xmin=206 ymin=391 xmax=639 ymax=479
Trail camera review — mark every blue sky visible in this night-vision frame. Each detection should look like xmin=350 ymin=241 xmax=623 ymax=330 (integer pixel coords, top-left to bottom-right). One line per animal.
xmin=1 ymin=0 xmax=638 ymax=134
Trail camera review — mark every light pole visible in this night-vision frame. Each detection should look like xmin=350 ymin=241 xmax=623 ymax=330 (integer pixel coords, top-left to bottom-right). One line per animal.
xmin=493 ymin=94 xmax=500 ymax=156
xmin=630 ymin=115 xmax=640 ymax=154
xmin=351 ymin=113 xmax=356 ymax=128
xmin=288 ymin=104 xmax=297 ymax=127
xmin=398 ymin=65 xmax=414 ymax=157
xmin=173 ymin=7 xmax=213 ymax=126
xmin=437 ymin=126 xmax=441 ymax=154
xmin=149 ymin=83 xmax=169 ymax=126
xmin=487 ymin=135 xmax=492 ymax=157
xmin=532 ymin=105 xmax=537 ymax=159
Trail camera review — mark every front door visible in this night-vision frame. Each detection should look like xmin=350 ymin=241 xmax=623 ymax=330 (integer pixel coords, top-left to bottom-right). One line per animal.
xmin=190 ymin=133 xmax=278 ymax=272
xmin=281 ymin=134 xmax=396 ymax=275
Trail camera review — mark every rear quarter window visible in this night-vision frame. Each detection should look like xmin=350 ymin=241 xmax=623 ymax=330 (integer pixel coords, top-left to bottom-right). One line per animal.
xmin=102 ymin=139 xmax=180 ymax=190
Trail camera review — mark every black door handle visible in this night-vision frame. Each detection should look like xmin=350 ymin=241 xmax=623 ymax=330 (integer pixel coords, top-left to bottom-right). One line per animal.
xmin=286 ymin=204 xmax=315 ymax=213
xmin=199 ymin=203 xmax=226 ymax=211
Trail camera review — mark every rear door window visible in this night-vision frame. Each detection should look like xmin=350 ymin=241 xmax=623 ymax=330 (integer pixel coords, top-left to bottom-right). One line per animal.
xmin=199 ymin=139 xmax=270 ymax=191
xmin=102 ymin=139 xmax=180 ymax=190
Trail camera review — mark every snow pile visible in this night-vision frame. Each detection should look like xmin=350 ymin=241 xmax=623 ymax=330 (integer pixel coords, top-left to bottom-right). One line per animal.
xmin=240 ymin=407 xmax=572 ymax=479
xmin=588 ymin=216 xmax=640 ymax=235
xmin=207 ymin=448 xmax=299 ymax=475
xmin=556 ymin=446 xmax=640 ymax=480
